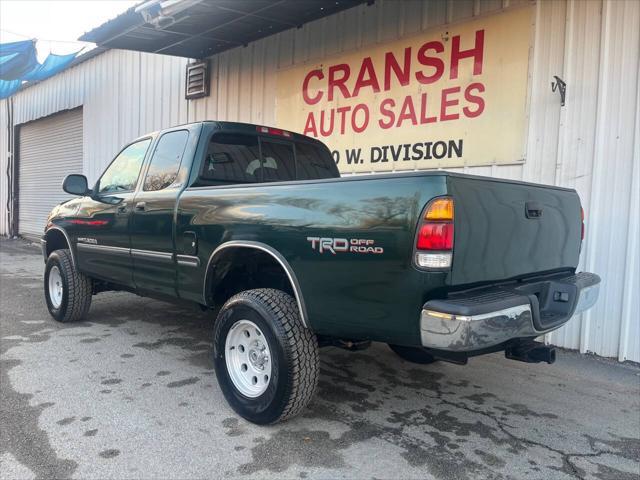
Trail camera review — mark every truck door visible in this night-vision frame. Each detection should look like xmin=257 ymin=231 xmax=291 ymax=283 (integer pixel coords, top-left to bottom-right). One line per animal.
xmin=75 ymin=138 xmax=152 ymax=287
xmin=129 ymin=128 xmax=192 ymax=296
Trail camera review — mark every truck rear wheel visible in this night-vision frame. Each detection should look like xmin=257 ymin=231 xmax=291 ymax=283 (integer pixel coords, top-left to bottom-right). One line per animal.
xmin=388 ymin=344 xmax=437 ymax=364
xmin=213 ymin=288 xmax=319 ymax=424
xmin=44 ymin=249 xmax=92 ymax=323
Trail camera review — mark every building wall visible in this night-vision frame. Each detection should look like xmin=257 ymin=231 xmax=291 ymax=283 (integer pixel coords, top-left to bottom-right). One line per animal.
xmin=0 ymin=98 xmax=9 ymax=236
xmin=0 ymin=0 xmax=638 ymax=361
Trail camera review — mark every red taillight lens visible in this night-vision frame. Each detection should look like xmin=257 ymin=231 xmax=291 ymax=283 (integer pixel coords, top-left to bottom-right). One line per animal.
xmin=417 ymin=223 xmax=454 ymax=250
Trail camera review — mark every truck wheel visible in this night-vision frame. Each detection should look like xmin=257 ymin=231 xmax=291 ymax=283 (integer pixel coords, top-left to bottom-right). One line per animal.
xmin=213 ymin=288 xmax=319 ymax=424
xmin=44 ymin=249 xmax=92 ymax=323
xmin=388 ymin=344 xmax=437 ymax=364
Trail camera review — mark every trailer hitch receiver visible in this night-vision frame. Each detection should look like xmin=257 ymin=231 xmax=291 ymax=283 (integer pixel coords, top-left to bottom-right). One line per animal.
xmin=505 ymin=341 xmax=556 ymax=365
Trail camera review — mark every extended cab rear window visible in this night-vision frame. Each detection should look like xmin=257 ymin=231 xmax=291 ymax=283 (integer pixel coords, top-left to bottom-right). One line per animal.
xmin=196 ymin=133 xmax=338 ymax=186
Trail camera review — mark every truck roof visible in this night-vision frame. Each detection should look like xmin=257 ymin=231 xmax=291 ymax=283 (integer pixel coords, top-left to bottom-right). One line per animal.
xmin=132 ymin=120 xmax=326 ymax=147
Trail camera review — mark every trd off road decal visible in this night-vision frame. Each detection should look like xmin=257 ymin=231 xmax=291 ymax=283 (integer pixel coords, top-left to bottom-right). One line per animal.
xmin=307 ymin=237 xmax=383 ymax=255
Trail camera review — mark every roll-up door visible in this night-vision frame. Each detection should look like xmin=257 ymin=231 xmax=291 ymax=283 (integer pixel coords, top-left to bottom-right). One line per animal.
xmin=18 ymin=108 xmax=83 ymax=239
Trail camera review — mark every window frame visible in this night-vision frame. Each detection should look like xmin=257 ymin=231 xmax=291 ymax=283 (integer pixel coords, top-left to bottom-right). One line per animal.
xmin=95 ymin=137 xmax=153 ymax=196
xmin=197 ymin=132 xmax=303 ymax=185
xmin=141 ymin=129 xmax=190 ymax=192
xmin=257 ymin=136 xmax=298 ymax=183
xmin=192 ymin=129 xmax=339 ymax=188
xmin=197 ymin=131 xmax=263 ymax=185
xmin=291 ymin=140 xmax=338 ymax=181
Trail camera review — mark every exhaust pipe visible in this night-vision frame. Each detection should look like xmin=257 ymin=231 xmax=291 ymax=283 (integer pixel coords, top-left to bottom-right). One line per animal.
xmin=505 ymin=341 xmax=556 ymax=365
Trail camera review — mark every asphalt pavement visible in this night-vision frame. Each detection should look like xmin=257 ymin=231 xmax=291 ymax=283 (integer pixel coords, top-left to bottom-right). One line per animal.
xmin=1 ymin=238 xmax=638 ymax=480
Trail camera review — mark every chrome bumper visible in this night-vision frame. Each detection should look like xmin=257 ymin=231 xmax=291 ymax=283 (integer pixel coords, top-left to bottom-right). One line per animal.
xmin=420 ymin=273 xmax=600 ymax=352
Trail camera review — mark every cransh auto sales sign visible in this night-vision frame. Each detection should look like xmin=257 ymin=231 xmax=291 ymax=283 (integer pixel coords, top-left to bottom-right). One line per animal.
xmin=276 ymin=6 xmax=533 ymax=172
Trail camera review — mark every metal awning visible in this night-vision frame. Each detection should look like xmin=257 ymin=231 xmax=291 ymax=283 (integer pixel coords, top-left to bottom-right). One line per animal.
xmin=79 ymin=0 xmax=368 ymax=59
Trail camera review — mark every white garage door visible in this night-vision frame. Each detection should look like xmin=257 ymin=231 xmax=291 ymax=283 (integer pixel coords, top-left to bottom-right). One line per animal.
xmin=18 ymin=108 xmax=83 ymax=239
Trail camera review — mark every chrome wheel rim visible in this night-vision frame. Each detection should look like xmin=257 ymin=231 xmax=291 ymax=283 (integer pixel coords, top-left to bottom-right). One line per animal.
xmin=48 ymin=266 xmax=64 ymax=308
xmin=225 ymin=319 xmax=272 ymax=398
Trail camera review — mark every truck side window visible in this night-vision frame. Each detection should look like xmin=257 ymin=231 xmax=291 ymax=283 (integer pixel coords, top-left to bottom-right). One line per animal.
xmin=98 ymin=138 xmax=151 ymax=194
xmin=144 ymin=130 xmax=189 ymax=191
xmin=200 ymin=134 xmax=260 ymax=184
xmin=259 ymin=140 xmax=295 ymax=182
xmin=295 ymin=143 xmax=339 ymax=180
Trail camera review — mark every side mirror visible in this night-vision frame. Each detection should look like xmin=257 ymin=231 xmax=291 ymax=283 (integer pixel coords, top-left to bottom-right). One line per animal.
xmin=62 ymin=174 xmax=91 ymax=196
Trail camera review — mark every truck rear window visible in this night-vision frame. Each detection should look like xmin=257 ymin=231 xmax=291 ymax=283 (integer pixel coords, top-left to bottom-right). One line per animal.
xmin=197 ymin=133 xmax=338 ymax=185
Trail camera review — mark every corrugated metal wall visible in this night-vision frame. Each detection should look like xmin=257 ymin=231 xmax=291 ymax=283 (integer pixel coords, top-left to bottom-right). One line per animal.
xmin=0 ymin=0 xmax=637 ymax=361
xmin=6 ymin=50 xmax=189 ymax=184
xmin=18 ymin=108 xmax=84 ymax=238
xmin=0 ymin=99 xmax=9 ymax=236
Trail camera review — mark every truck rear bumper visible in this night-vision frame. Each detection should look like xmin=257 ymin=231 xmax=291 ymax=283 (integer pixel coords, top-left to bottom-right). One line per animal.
xmin=420 ymin=272 xmax=600 ymax=352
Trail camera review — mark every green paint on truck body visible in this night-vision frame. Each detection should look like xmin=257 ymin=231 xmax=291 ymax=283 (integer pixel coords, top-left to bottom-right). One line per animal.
xmin=45 ymin=121 xmax=585 ymax=348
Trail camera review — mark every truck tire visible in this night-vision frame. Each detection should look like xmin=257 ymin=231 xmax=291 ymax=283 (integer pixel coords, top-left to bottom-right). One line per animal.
xmin=388 ymin=344 xmax=438 ymax=364
xmin=44 ymin=249 xmax=92 ymax=323
xmin=213 ymin=288 xmax=319 ymax=424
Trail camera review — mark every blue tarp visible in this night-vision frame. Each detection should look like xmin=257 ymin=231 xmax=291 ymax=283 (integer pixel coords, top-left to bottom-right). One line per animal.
xmin=0 ymin=40 xmax=38 ymax=80
xmin=22 ymin=51 xmax=79 ymax=81
xmin=0 ymin=40 xmax=80 ymax=99
xmin=0 ymin=79 xmax=21 ymax=99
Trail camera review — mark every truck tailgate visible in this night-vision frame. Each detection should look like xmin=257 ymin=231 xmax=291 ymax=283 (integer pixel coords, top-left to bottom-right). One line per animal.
xmin=448 ymin=175 xmax=582 ymax=286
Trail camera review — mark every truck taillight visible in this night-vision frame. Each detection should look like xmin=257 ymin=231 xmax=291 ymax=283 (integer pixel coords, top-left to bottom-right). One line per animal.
xmin=415 ymin=197 xmax=454 ymax=269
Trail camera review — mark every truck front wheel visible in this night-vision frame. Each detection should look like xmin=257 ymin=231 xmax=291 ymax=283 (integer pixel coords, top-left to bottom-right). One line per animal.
xmin=213 ymin=288 xmax=319 ymax=424
xmin=44 ymin=249 xmax=92 ymax=323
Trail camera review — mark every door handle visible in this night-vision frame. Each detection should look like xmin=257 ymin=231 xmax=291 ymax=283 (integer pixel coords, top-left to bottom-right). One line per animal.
xmin=116 ymin=203 xmax=128 ymax=214
xmin=135 ymin=202 xmax=146 ymax=211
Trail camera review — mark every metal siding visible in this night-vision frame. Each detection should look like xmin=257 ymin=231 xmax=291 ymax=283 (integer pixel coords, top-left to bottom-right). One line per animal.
xmin=578 ymin=0 xmax=639 ymax=361
xmin=0 ymin=99 xmax=9 ymax=235
xmin=622 ymin=72 xmax=639 ymax=362
xmin=0 ymin=0 xmax=637 ymax=361
xmin=8 ymin=49 xmax=188 ymax=185
xmin=18 ymin=109 xmax=83 ymax=238
xmin=543 ymin=0 xmax=603 ymax=352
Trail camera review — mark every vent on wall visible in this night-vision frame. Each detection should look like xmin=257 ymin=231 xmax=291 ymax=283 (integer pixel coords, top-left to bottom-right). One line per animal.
xmin=185 ymin=60 xmax=209 ymax=99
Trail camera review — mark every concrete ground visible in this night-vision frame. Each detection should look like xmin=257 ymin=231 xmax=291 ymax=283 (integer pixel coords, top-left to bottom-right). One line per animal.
xmin=0 ymin=238 xmax=638 ymax=480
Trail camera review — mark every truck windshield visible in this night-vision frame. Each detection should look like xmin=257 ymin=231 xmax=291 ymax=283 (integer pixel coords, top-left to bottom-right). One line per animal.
xmin=197 ymin=133 xmax=338 ymax=186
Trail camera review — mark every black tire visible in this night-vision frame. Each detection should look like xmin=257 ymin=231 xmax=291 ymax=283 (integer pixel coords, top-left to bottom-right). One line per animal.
xmin=388 ymin=344 xmax=438 ymax=364
xmin=213 ymin=288 xmax=319 ymax=424
xmin=44 ymin=249 xmax=92 ymax=323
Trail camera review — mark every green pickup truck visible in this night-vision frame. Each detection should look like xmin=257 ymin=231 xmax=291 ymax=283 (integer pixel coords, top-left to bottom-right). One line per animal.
xmin=42 ymin=121 xmax=600 ymax=424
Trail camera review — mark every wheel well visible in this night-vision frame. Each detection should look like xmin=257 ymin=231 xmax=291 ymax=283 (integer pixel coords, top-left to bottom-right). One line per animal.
xmin=207 ymin=248 xmax=295 ymax=308
xmin=45 ymin=229 xmax=69 ymax=258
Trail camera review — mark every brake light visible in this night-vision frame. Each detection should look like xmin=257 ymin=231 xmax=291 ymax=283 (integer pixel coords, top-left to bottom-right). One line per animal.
xmin=415 ymin=197 xmax=454 ymax=269
xmin=256 ymin=126 xmax=292 ymax=138
xmin=417 ymin=223 xmax=454 ymax=250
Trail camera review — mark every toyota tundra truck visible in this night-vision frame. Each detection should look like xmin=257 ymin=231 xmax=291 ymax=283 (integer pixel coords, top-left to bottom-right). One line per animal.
xmin=41 ymin=121 xmax=600 ymax=424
